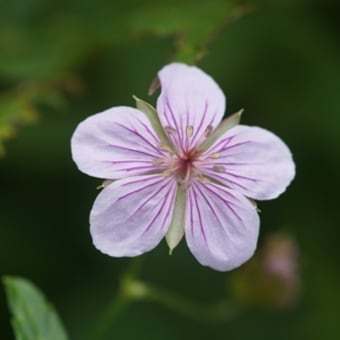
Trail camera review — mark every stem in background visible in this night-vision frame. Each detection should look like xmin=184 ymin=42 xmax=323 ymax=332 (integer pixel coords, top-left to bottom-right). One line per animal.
xmin=87 ymin=292 xmax=130 ymax=340
xmin=86 ymin=258 xmax=143 ymax=340
xmin=88 ymin=257 xmax=239 ymax=339
xmin=132 ymin=281 xmax=240 ymax=322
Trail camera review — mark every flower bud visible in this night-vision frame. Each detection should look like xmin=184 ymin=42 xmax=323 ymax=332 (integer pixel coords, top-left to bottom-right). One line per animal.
xmin=230 ymin=233 xmax=300 ymax=309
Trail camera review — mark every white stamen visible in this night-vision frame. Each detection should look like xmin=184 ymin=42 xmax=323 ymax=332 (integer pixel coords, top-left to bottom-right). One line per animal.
xmin=165 ymin=126 xmax=176 ymax=135
xmin=213 ymin=165 xmax=225 ymax=173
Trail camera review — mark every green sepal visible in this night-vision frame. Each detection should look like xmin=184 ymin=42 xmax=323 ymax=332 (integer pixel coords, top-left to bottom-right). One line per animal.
xmin=133 ymin=95 xmax=171 ymax=148
xmin=166 ymin=185 xmax=186 ymax=254
xmin=199 ymin=109 xmax=243 ymax=151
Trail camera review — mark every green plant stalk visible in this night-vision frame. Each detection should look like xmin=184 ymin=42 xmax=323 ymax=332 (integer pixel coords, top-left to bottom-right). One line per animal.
xmin=134 ymin=281 xmax=239 ymax=322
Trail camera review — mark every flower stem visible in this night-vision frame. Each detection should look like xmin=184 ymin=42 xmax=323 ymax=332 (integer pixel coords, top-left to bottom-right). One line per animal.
xmin=87 ymin=258 xmax=239 ymax=339
xmin=86 ymin=292 xmax=130 ymax=340
xmin=86 ymin=258 xmax=143 ymax=340
xmin=132 ymin=281 xmax=239 ymax=322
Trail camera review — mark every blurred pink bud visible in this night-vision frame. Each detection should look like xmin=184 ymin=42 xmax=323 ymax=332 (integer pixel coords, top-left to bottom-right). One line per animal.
xmin=230 ymin=233 xmax=300 ymax=309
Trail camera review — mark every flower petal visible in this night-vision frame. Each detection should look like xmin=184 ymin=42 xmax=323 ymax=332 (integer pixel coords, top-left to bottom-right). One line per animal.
xmin=90 ymin=174 xmax=177 ymax=257
xmin=185 ymin=181 xmax=260 ymax=271
xmin=157 ymin=63 xmax=226 ymax=153
xmin=71 ymin=106 xmax=165 ymax=179
xmin=198 ymin=125 xmax=295 ymax=200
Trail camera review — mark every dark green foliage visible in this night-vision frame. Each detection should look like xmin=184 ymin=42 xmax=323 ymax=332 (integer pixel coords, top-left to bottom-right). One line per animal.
xmin=1 ymin=1 xmax=340 ymax=340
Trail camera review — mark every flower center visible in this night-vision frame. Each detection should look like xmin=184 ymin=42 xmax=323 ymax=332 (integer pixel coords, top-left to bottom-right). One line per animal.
xmin=153 ymin=124 xmax=221 ymax=188
xmin=153 ymin=145 xmax=204 ymax=189
xmin=176 ymin=151 xmax=194 ymax=181
xmin=174 ymin=150 xmax=199 ymax=187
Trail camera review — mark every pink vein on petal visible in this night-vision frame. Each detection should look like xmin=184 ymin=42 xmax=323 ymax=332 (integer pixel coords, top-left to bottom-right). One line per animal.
xmin=119 ymin=176 xmax=165 ymax=196
xmin=221 ymin=140 xmax=252 ymax=152
xmin=212 ymin=162 xmax=252 ymax=166
xmin=203 ymin=184 xmax=243 ymax=222
xmin=142 ymin=181 xmax=176 ymax=235
xmin=207 ymin=135 xmax=235 ymax=153
xmin=160 ymin=183 xmax=177 ymax=229
xmin=162 ymin=107 xmax=178 ymax=148
xmin=191 ymin=185 xmax=208 ymax=245
xmin=165 ymin=96 xmax=184 ymax=152
xmin=204 ymin=172 xmax=249 ymax=191
xmin=115 ymin=122 xmax=161 ymax=154
xmin=128 ymin=179 xmax=173 ymax=218
xmin=100 ymin=162 xmax=157 ymax=173
xmin=188 ymin=189 xmax=195 ymax=237
xmin=107 ymin=160 xmax=151 ymax=164
xmin=185 ymin=101 xmax=190 ymax=151
xmin=105 ymin=143 xmax=160 ymax=158
xmin=194 ymin=184 xmax=229 ymax=238
xmin=139 ymin=120 xmax=163 ymax=146
xmin=190 ymin=100 xmax=208 ymax=148
xmin=224 ymin=171 xmax=258 ymax=182
xmin=123 ymin=165 xmax=157 ymax=172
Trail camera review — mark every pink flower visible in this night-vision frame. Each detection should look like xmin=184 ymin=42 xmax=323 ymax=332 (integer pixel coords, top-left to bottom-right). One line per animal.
xmin=71 ymin=63 xmax=295 ymax=271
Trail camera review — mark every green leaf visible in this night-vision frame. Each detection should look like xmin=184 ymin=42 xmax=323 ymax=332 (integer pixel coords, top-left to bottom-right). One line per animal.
xmin=3 ymin=276 xmax=69 ymax=340
xmin=0 ymin=0 xmax=251 ymax=156
xmin=0 ymin=76 xmax=79 ymax=157
xmin=0 ymin=1 xmax=248 ymax=78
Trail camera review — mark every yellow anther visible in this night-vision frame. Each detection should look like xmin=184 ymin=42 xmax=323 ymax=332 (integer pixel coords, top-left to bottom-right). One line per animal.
xmin=204 ymin=125 xmax=213 ymax=137
xmin=197 ymin=174 xmax=209 ymax=184
xmin=165 ymin=126 xmax=176 ymax=135
xmin=186 ymin=125 xmax=193 ymax=137
xmin=152 ymin=158 xmax=164 ymax=165
xmin=213 ymin=165 xmax=225 ymax=173
xmin=159 ymin=143 xmax=174 ymax=153
xmin=162 ymin=169 xmax=173 ymax=177
xmin=209 ymin=152 xmax=220 ymax=159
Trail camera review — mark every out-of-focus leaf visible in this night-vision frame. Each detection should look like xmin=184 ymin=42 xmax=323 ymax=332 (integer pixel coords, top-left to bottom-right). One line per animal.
xmin=128 ymin=1 xmax=247 ymax=63
xmin=3 ymin=276 xmax=69 ymax=340
xmin=0 ymin=75 xmax=82 ymax=156
xmin=0 ymin=0 xmax=249 ymax=78
xmin=0 ymin=0 xmax=251 ymax=155
xmin=0 ymin=91 xmax=38 ymax=157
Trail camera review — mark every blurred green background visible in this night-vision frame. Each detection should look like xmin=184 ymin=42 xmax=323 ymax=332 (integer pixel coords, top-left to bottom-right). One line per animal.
xmin=1 ymin=0 xmax=340 ymax=339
